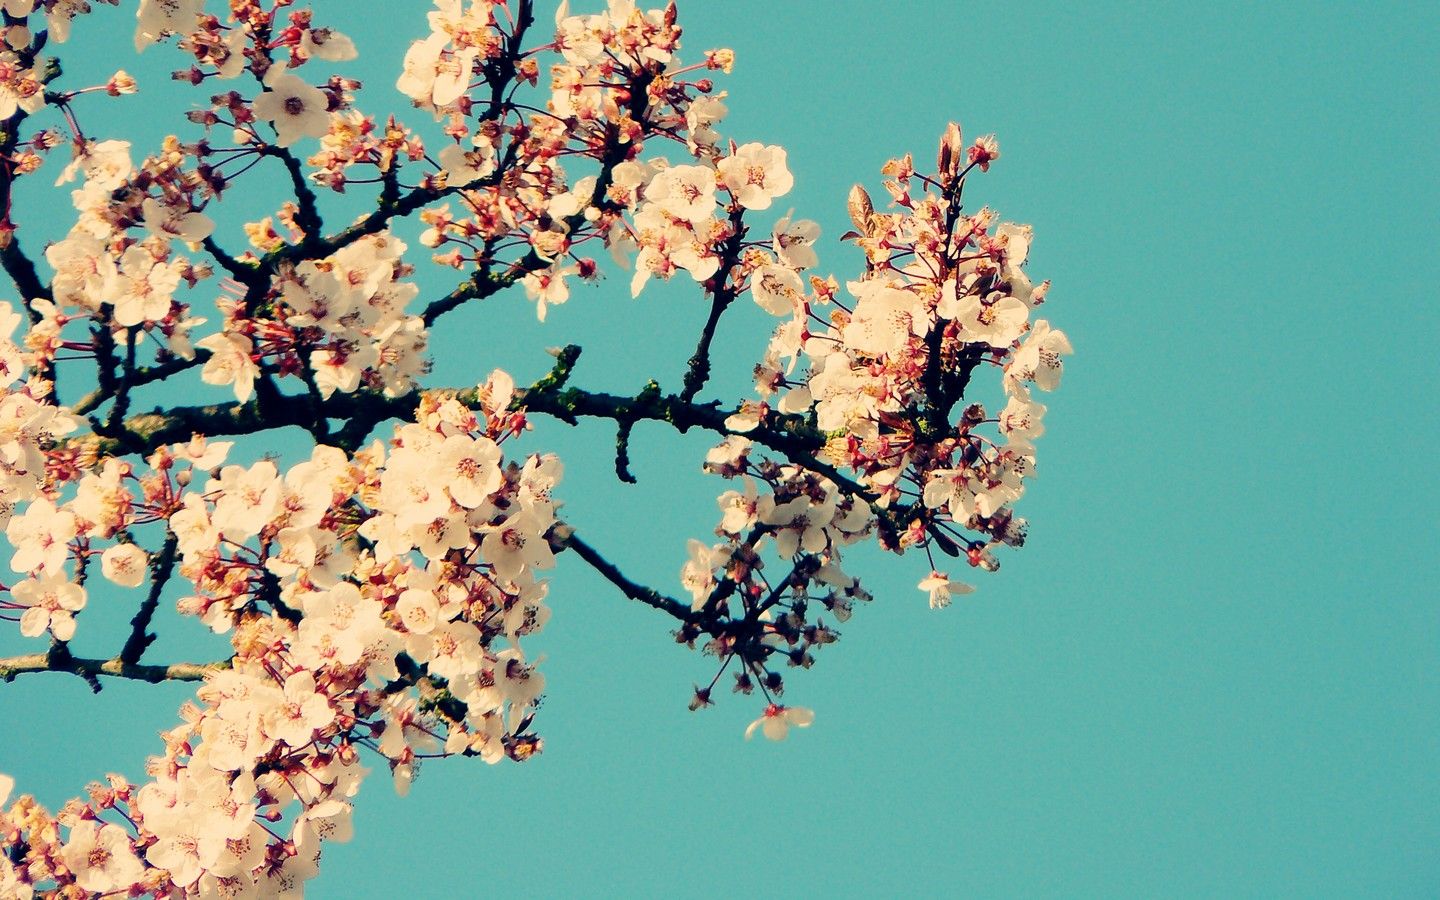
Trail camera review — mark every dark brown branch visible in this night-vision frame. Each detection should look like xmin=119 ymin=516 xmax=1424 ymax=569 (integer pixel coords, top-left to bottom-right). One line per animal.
xmin=68 ymin=344 xmax=871 ymax=508
xmin=0 ymin=104 xmax=54 ymax=311
xmin=681 ymin=207 xmax=747 ymax=402
xmin=202 ymin=235 xmax=264 ymax=287
xmin=119 ymin=531 xmax=179 ymax=665
xmin=614 ymin=419 xmax=636 ymax=483
xmin=562 ymin=531 xmax=695 ymax=622
xmin=0 ymin=61 xmax=61 ymax=387
xmin=304 ymin=181 xmax=456 ymax=263
xmin=70 ymin=390 xmax=325 ymax=457
xmin=72 ymin=351 xmax=214 ymax=417
xmin=514 ymin=375 xmax=871 ymax=501
xmin=0 ymin=236 xmax=51 ymax=306
xmin=421 ymin=266 xmax=513 ymax=326
xmin=263 ymin=145 xmax=324 ymax=243
xmin=106 ymin=325 xmax=139 ymax=433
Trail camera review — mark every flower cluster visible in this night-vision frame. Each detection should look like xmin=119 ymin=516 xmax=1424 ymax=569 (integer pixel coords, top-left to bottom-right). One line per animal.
xmin=1 ymin=376 xmax=557 ymax=895
xmin=669 ymin=126 xmax=1071 ymax=735
xmin=40 ymin=137 xmax=214 ymax=368
xmin=402 ymin=0 xmax=750 ymax=322
xmin=733 ymin=125 xmax=1070 ymax=595
xmin=210 ymin=231 xmax=429 ymax=402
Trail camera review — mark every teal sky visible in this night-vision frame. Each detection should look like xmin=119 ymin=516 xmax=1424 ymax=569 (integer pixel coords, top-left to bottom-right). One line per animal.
xmin=1 ymin=1 xmax=1436 ymax=896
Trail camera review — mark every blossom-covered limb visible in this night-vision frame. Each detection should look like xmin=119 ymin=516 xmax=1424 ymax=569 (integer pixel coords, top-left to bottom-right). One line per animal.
xmin=72 ymin=352 xmax=862 ymax=506
xmin=263 ymin=0 xmax=536 ymax=273
xmin=475 ymin=0 xmax=536 ymax=123
xmin=424 ymin=71 xmax=659 ymax=326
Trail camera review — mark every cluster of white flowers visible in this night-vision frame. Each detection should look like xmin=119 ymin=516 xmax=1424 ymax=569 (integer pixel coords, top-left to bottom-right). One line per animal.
xmin=0 ymin=0 xmax=102 ymax=116
xmin=0 ymin=375 xmax=558 ymax=894
xmin=267 ymin=232 xmax=429 ymax=401
xmin=0 ymin=305 xmax=78 ymax=524
xmin=0 ymin=305 xmax=147 ymax=643
xmin=40 ymin=137 xmax=213 ymax=365
xmin=414 ymin=0 xmax=749 ymax=318
xmin=662 ymin=127 xmax=1071 ymax=725
xmin=397 ymin=0 xmax=508 ymax=111
xmin=706 ymin=134 xmax=1073 ymax=615
xmin=618 ymin=143 xmax=792 ymax=299
xmin=551 ymin=0 xmax=678 ymax=113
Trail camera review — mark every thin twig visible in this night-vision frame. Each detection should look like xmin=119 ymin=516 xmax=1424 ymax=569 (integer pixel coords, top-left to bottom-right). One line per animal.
xmin=562 ymin=530 xmax=695 ymax=622
xmin=119 ymin=531 xmax=180 ymax=665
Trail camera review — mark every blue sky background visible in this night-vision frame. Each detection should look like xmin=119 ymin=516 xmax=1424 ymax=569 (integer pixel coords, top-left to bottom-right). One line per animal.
xmin=1 ymin=1 xmax=1436 ymax=896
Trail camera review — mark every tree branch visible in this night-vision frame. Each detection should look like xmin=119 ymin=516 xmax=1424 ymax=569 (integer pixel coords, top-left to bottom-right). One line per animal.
xmin=514 ymin=373 xmax=872 ymax=501
xmin=263 ymin=144 xmax=324 ymax=244
xmin=562 ymin=530 xmax=695 ymax=622
xmin=681 ymin=207 xmax=747 ymax=402
xmin=66 ymin=344 xmax=874 ymax=512
xmin=0 ymin=652 xmax=230 ymax=689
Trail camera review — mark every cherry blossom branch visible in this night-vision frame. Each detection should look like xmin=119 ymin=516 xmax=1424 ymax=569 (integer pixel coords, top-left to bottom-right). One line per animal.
xmin=330 ymin=184 xmax=447 ymax=249
xmin=0 ymin=222 xmax=50 ymax=306
xmin=90 ymin=306 xmax=122 ymax=420
xmin=70 ymin=345 xmax=871 ymax=507
xmin=110 ymin=325 xmax=141 ymax=428
xmin=258 ymin=0 xmax=536 ymax=273
xmin=0 ymin=54 xmax=57 ymax=317
xmin=0 ymin=0 xmax=1074 ymax=889
xmin=422 ymin=72 xmax=657 ymax=326
xmin=0 ymin=80 xmax=63 ymax=391
xmin=420 ymin=264 xmax=512 ymax=326
xmin=483 ymin=0 xmax=535 ymax=121
xmin=513 ymin=371 xmax=872 ymax=501
xmin=0 ymin=649 xmax=230 ymax=689
xmin=201 ymin=235 xmax=265 ymax=287
xmin=70 ymin=394 xmax=290 ymax=456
